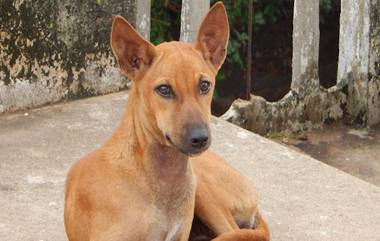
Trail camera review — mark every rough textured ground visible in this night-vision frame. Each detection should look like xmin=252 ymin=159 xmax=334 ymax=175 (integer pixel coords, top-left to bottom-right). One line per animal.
xmin=278 ymin=123 xmax=380 ymax=187
xmin=1 ymin=91 xmax=380 ymax=241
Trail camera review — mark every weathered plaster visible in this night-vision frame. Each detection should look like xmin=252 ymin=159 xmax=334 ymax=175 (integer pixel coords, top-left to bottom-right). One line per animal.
xmin=222 ymin=85 xmax=346 ymax=135
xmin=368 ymin=0 xmax=380 ymax=125
xmin=291 ymin=0 xmax=319 ymax=94
xmin=0 ymin=0 xmax=138 ymax=113
xmin=337 ymin=0 xmax=372 ymax=124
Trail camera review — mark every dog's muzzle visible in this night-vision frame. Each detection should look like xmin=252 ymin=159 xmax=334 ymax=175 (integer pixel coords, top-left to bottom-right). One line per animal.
xmin=182 ymin=124 xmax=210 ymax=155
xmin=166 ymin=124 xmax=211 ymax=156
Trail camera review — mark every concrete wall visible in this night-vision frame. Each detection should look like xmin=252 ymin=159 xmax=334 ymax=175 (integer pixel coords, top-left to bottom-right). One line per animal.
xmin=0 ymin=0 xmax=143 ymax=114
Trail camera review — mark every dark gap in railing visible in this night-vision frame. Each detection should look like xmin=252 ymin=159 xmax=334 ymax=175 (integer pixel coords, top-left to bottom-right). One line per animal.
xmin=250 ymin=0 xmax=293 ymax=103
xmin=150 ymin=0 xmax=181 ymax=45
xmin=212 ymin=0 xmax=294 ymax=116
xmin=319 ymin=0 xmax=340 ymax=89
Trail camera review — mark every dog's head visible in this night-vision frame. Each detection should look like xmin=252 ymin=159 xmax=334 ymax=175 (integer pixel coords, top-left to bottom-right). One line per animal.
xmin=111 ymin=2 xmax=229 ymax=156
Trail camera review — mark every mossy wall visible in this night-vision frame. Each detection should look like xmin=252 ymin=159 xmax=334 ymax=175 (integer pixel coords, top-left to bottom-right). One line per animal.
xmin=368 ymin=0 xmax=380 ymax=125
xmin=0 ymin=0 xmax=137 ymax=113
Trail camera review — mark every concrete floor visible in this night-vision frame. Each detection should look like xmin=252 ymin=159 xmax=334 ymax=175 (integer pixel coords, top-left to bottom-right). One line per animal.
xmin=1 ymin=91 xmax=380 ymax=241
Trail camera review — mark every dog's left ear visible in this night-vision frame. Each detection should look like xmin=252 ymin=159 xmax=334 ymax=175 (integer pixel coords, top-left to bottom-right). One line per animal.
xmin=195 ymin=2 xmax=229 ymax=72
xmin=110 ymin=16 xmax=156 ymax=80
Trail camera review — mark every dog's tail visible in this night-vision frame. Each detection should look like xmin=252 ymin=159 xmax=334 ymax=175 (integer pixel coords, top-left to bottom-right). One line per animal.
xmin=212 ymin=213 xmax=270 ymax=241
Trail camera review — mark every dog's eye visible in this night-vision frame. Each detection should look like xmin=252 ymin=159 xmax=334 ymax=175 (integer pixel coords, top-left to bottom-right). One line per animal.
xmin=155 ymin=84 xmax=174 ymax=98
xmin=199 ymin=80 xmax=211 ymax=95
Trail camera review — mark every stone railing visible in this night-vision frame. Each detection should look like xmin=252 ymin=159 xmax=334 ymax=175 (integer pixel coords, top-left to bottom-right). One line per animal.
xmin=222 ymin=0 xmax=380 ymax=134
xmin=1 ymin=0 xmax=379 ymax=135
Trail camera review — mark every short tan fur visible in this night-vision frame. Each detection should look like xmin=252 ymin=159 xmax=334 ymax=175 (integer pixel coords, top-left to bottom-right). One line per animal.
xmin=64 ymin=2 xmax=270 ymax=241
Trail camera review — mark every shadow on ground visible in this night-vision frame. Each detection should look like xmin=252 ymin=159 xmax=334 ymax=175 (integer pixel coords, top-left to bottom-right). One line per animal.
xmin=277 ymin=123 xmax=380 ymax=187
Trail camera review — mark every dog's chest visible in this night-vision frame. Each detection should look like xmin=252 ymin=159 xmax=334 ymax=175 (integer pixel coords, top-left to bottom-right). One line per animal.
xmin=143 ymin=187 xmax=194 ymax=241
xmin=146 ymin=209 xmax=184 ymax=241
xmin=137 ymin=159 xmax=196 ymax=241
xmin=164 ymin=222 xmax=182 ymax=241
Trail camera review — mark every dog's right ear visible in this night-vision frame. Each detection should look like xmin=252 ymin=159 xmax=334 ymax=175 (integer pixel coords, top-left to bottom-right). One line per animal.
xmin=110 ymin=16 xmax=156 ymax=80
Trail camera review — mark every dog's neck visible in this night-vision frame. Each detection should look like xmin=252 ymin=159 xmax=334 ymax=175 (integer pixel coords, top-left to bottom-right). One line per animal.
xmin=109 ymin=87 xmax=190 ymax=181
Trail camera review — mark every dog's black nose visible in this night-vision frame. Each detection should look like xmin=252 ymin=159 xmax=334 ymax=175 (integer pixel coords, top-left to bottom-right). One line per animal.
xmin=190 ymin=129 xmax=209 ymax=149
xmin=185 ymin=125 xmax=210 ymax=153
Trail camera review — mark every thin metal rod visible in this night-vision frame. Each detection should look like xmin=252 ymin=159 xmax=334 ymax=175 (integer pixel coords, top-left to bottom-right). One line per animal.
xmin=246 ymin=0 xmax=253 ymax=100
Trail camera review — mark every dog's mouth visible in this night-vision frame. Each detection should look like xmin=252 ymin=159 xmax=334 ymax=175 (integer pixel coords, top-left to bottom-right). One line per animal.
xmin=165 ymin=134 xmax=173 ymax=145
xmin=165 ymin=134 xmax=206 ymax=157
xmin=165 ymin=134 xmax=188 ymax=155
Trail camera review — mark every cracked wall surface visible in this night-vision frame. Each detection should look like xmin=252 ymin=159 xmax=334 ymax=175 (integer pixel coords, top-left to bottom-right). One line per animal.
xmin=0 ymin=0 xmax=138 ymax=113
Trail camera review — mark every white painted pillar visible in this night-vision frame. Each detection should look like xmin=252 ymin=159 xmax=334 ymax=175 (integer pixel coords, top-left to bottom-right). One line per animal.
xmin=180 ymin=0 xmax=210 ymax=42
xmin=136 ymin=0 xmax=151 ymax=40
xmin=291 ymin=0 xmax=320 ymax=93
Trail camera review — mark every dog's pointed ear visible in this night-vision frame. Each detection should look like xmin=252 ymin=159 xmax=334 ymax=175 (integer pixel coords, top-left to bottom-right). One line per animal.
xmin=110 ymin=16 xmax=156 ymax=80
xmin=195 ymin=2 xmax=229 ymax=72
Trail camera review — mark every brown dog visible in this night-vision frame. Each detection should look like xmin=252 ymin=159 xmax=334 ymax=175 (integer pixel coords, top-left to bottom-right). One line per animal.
xmin=64 ymin=2 xmax=269 ymax=241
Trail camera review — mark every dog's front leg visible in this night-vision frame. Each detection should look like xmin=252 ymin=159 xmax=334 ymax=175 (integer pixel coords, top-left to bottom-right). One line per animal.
xmin=210 ymin=213 xmax=270 ymax=241
xmin=195 ymin=195 xmax=239 ymax=236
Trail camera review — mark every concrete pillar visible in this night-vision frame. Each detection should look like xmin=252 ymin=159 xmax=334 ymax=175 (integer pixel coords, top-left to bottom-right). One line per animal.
xmin=337 ymin=0 xmax=370 ymax=84
xmin=368 ymin=0 xmax=380 ymax=125
xmin=136 ymin=0 xmax=151 ymax=40
xmin=337 ymin=0 xmax=372 ymax=124
xmin=180 ymin=0 xmax=210 ymax=43
xmin=291 ymin=0 xmax=320 ymax=94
